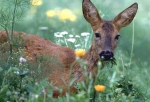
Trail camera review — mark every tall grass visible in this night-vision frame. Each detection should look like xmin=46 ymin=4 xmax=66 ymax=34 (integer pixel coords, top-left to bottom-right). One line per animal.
xmin=129 ymin=19 xmax=135 ymax=66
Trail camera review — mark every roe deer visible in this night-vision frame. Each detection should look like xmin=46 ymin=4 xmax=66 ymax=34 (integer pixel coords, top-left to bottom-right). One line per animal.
xmin=0 ymin=0 xmax=138 ymax=98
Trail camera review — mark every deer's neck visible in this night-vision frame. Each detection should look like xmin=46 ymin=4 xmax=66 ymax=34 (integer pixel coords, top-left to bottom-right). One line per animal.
xmin=83 ymin=45 xmax=99 ymax=70
xmin=72 ymin=43 xmax=100 ymax=82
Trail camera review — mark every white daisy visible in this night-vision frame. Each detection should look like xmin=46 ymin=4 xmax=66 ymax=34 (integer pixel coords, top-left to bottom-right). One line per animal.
xmin=67 ymin=38 xmax=76 ymax=43
xmin=81 ymin=32 xmax=90 ymax=36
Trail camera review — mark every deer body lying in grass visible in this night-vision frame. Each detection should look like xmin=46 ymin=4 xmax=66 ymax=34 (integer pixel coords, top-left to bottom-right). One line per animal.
xmin=0 ymin=0 xmax=138 ymax=98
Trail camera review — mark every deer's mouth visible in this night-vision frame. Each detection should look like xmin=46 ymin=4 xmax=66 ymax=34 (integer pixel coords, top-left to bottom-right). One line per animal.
xmin=99 ymin=51 xmax=114 ymax=61
xmin=99 ymin=51 xmax=117 ymax=66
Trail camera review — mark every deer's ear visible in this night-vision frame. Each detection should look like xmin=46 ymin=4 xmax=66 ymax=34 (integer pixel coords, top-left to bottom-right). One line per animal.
xmin=114 ymin=3 xmax=138 ymax=29
xmin=82 ymin=0 xmax=102 ymax=27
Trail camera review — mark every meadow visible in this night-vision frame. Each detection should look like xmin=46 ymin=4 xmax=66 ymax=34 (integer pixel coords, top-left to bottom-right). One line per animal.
xmin=0 ymin=0 xmax=150 ymax=102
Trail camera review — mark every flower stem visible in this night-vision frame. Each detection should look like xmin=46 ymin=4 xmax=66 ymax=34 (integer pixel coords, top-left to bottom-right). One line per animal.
xmin=129 ymin=19 xmax=135 ymax=66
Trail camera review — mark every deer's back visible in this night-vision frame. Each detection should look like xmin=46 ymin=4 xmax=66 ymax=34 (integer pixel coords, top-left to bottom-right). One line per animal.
xmin=0 ymin=31 xmax=76 ymax=96
xmin=0 ymin=31 xmax=76 ymax=64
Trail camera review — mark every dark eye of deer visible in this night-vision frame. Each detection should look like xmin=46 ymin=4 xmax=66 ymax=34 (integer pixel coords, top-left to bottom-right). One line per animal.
xmin=115 ymin=35 xmax=120 ymax=40
xmin=95 ymin=33 xmax=101 ymax=38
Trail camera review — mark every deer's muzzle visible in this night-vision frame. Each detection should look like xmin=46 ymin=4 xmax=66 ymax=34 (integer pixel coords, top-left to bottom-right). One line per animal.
xmin=99 ymin=51 xmax=114 ymax=61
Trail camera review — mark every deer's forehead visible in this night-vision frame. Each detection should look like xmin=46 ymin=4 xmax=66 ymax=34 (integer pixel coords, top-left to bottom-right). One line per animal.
xmin=102 ymin=21 xmax=114 ymax=33
xmin=97 ymin=21 xmax=117 ymax=36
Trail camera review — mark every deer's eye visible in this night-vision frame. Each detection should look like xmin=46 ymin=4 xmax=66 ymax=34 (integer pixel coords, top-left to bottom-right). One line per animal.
xmin=95 ymin=33 xmax=101 ymax=38
xmin=115 ymin=35 xmax=120 ymax=40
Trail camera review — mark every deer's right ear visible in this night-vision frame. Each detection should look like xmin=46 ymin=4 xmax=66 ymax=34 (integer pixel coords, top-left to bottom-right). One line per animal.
xmin=114 ymin=3 xmax=138 ymax=29
xmin=82 ymin=0 xmax=102 ymax=28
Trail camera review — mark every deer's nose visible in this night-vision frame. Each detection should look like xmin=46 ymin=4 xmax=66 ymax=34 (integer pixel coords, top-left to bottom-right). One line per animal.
xmin=99 ymin=51 xmax=114 ymax=61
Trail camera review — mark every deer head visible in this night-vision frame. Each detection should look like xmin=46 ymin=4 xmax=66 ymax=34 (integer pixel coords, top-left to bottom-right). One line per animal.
xmin=82 ymin=0 xmax=138 ymax=61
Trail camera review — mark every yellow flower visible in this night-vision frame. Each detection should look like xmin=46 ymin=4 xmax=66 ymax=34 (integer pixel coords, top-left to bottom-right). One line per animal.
xmin=58 ymin=9 xmax=77 ymax=22
xmin=31 ymin=0 xmax=42 ymax=6
xmin=46 ymin=10 xmax=56 ymax=18
xmin=75 ymin=49 xmax=85 ymax=57
xmin=94 ymin=85 xmax=106 ymax=92
xmin=69 ymin=14 xmax=77 ymax=21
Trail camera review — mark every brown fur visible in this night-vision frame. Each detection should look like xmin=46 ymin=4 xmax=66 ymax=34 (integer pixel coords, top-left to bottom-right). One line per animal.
xmin=0 ymin=0 xmax=138 ymax=98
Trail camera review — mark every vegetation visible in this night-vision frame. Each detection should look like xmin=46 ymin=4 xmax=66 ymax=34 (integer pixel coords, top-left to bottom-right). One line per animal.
xmin=0 ymin=0 xmax=150 ymax=102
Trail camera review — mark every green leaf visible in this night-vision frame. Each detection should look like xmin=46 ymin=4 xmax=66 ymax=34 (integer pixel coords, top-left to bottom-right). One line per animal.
xmin=7 ymin=67 xmax=19 ymax=73
xmin=0 ymin=85 xmax=9 ymax=95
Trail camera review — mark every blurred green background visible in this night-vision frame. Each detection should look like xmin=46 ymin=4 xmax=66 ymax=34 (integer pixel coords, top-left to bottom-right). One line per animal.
xmin=1 ymin=0 xmax=150 ymax=64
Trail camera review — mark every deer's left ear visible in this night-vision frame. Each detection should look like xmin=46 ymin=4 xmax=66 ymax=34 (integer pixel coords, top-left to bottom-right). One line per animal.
xmin=113 ymin=3 xmax=138 ymax=29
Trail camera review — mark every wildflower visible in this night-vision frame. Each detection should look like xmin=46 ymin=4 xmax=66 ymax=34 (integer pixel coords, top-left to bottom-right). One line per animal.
xmin=81 ymin=32 xmax=90 ymax=36
xmin=60 ymin=31 xmax=68 ymax=35
xmin=67 ymin=38 xmax=76 ymax=43
xmin=58 ymin=9 xmax=77 ymax=22
xmin=94 ymin=85 xmax=106 ymax=92
xmin=14 ymin=71 xmax=19 ymax=74
xmin=75 ymin=44 xmax=81 ymax=48
xmin=69 ymin=34 xmax=74 ymax=37
xmin=69 ymin=14 xmax=77 ymax=21
xmin=19 ymin=57 xmax=27 ymax=63
xmin=41 ymin=89 xmax=46 ymax=94
xmin=14 ymin=71 xmax=28 ymax=78
xmin=75 ymin=35 xmax=80 ymax=38
xmin=54 ymin=32 xmax=63 ymax=37
xmin=75 ymin=49 xmax=85 ymax=57
xmin=46 ymin=10 xmax=56 ymax=18
xmin=30 ymin=0 xmax=42 ymax=6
